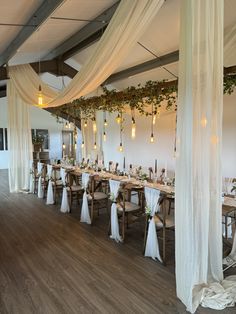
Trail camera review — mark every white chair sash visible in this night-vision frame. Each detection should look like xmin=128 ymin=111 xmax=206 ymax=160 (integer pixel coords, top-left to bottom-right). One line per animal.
xmin=29 ymin=161 xmax=34 ymax=193
xmin=37 ymin=162 xmax=44 ymax=198
xmin=80 ymin=173 xmax=91 ymax=224
xmin=60 ymin=168 xmax=69 ymax=213
xmin=46 ymin=164 xmax=54 ymax=205
xmin=144 ymin=187 xmax=162 ymax=262
xmin=109 ymin=180 xmax=122 ymax=242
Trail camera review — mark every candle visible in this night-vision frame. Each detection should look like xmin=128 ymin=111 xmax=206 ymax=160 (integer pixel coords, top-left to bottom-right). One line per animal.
xmin=123 ymin=157 xmax=126 ymax=171
xmin=154 ymin=159 xmax=157 ymax=174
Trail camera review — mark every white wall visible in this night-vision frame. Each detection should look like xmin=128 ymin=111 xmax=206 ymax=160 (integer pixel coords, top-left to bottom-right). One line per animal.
xmin=89 ymin=93 xmax=236 ymax=178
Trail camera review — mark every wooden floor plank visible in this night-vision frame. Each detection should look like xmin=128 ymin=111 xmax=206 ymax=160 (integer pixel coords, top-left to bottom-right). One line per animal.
xmin=0 ymin=170 xmax=235 ymax=314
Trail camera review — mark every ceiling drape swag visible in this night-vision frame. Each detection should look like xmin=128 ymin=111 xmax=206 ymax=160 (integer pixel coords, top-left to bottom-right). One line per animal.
xmin=8 ymin=0 xmax=164 ymax=108
xmin=175 ymin=1 xmax=236 ymax=312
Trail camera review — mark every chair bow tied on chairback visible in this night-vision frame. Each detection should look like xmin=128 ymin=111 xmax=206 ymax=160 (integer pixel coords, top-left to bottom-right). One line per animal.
xmin=80 ymin=173 xmax=91 ymax=224
xmin=46 ymin=164 xmax=54 ymax=205
xmin=109 ymin=180 xmax=122 ymax=242
xmin=37 ymin=162 xmax=44 ymax=198
xmin=29 ymin=160 xmax=34 ymax=193
xmin=144 ymin=187 xmax=162 ymax=262
xmin=60 ymin=168 xmax=69 ymax=213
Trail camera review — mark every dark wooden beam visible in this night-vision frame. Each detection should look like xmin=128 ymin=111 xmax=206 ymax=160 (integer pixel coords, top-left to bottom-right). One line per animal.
xmin=0 ymin=0 xmax=65 ymax=66
xmin=43 ymin=1 xmax=120 ymax=61
xmin=224 ymin=65 xmax=236 ymax=75
xmin=0 ymin=59 xmax=78 ymax=81
xmin=104 ymin=50 xmax=179 ymax=85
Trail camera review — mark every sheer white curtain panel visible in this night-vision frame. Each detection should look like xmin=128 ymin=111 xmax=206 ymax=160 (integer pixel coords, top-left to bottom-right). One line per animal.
xmin=175 ymin=1 xmax=236 ymax=312
xmin=7 ymin=80 xmax=32 ymax=193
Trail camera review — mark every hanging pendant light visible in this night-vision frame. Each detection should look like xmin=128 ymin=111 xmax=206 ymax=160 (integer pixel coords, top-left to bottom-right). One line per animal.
xmin=65 ymin=121 xmax=69 ymax=129
xmin=131 ymin=116 xmax=136 ymax=139
xmin=37 ymin=84 xmax=43 ymax=107
xmin=84 ymin=120 xmax=88 ymax=128
xmin=150 ymin=105 xmax=155 ymax=143
xmin=93 ymin=117 xmax=97 ymax=133
xmin=150 ymin=133 xmax=154 ymax=143
xmin=74 ymin=143 xmax=77 ymax=150
xmin=62 ymin=143 xmax=66 ymax=149
xmin=103 ymin=131 xmax=107 ymax=142
xmin=119 ymin=142 xmax=123 ymax=152
xmin=104 ymin=119 xmax=108 ymax=126
xmin=116 ymin=113 xmax=121 ymax=124
xmin=81 ymin=140 xmax=84 ymax=148
xmin=94 ymin=142 xmax=97 ymax=150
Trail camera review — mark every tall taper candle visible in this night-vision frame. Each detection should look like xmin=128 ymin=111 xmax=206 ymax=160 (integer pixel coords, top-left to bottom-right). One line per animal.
xmin=123 ymin=157 xmax=126 ymax=171
xmin=165 ymin=161 xmax=168 ymax=178
xmin=155 ymin=159 xmax=157 ymax=174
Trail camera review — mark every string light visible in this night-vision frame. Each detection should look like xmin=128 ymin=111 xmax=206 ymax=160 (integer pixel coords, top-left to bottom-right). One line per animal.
xmin=62 ymin=143 xmax=66 ymax=149
xmin=84 ymin=120 xmax=88 ymax=128
xmin=94 ymin=142 xmax=97 ymax=150
xmin=118 ymin=113 xmax=124 ymax=152
xmin=65 ymin=121 xmax=69 ymax=129
xmin=104 ymin=119 xmax=108 ymax=126
xmin=81 ymin=141 xmax=84 ymax=148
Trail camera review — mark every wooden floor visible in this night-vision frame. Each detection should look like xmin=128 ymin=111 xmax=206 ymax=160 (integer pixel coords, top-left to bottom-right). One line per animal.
xmin=0 ymin=170 xmax=235 ymax=314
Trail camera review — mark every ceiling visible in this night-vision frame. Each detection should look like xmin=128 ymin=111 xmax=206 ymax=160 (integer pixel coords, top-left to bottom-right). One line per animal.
xmin=0 ymin=0 xmax=236 ymax=92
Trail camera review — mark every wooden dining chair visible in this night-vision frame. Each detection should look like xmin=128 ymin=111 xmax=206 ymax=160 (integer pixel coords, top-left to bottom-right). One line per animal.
xmin=87 ymin=175 xmax=109 ymax=224
xmin=115 ymin=186 xmax=142 ymax=241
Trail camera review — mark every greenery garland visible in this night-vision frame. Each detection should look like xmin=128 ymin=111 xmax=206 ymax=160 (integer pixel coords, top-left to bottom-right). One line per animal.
xmin=52 ymin=75 xmax=236 ymax=124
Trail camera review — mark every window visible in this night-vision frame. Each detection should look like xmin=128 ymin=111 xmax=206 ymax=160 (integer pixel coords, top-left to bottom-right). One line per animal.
xmin=32 ymin=129 xmax=49 ymax=150
xmin=4 ymin=128 xmax=8 ymax=150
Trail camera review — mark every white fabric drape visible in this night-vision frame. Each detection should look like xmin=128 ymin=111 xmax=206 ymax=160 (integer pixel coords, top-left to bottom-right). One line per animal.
xmin=80 ymin=173 xmax=91 ymax=224
xmin=29 ymin=160 xmax=34 ymax=194
xmin=8 ymin=0 xmax=164 ymax=108
xmin=37 ymin=162 xmax=44 ymax=198
xmin=7 ymin=80 xmax=32 ymax=193
xmin=109 ymin=180 xmax=122 ymax=242
xmin=176 ymin=1 xmax=236 ymax=313
xmin=60 ymin=168 xmax=69 ymax=213
xmin=46 ymin=164 xmax=54 ymax=205
xmin=144 ymin=187 xmax=162 ymax=262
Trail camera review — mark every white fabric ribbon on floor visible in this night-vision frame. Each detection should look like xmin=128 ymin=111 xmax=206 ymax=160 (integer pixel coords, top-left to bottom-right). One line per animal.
xmin=144 ymin=187 xmax=162 ymax=262
xmin=37 ymin=162 xmax=44 ymax=198
xmin=8 ymin=0 xmax=164 ymax=108
xmin=46 ymin=164 xmax=54 ymax=205
xmin=80 ymin=173 xmax=91 ymax=224
xmin=29 ymin=161 xmax=34 ymax=194
xmin=60 ymin=168 xmax=69 ymax=213
xmin=109 ymin=180 xmax=122 ymax=242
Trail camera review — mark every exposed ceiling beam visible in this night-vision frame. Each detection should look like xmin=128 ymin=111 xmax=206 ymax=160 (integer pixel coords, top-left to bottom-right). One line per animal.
xmin=104 ymin=50 xmax=179 ymax=85
xmin=45 ymin=108 xmax=81 ymax=128
xmin=0 ymin=59 xmax=77 ymax=81
xmin=43 ymin=1 xmax=120 ymax=61
xmin=0 ymin=0 xmax=65 ymax=67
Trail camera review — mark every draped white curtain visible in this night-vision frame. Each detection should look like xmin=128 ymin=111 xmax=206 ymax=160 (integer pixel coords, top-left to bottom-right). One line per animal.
xmin=7 ymin=80 xmax=32 ymax=193
xmin=144 ymin=187 xmax=162 ymax=262
xmin=8 ymin=0 xmax=164 ymax=108
xmin=175 ymin=1 xmax=236 ymax=312
xmin=60 ymin=168 xmax=69 ymax=213
xmin=109 ymin=180 xmax=122 ymax=242
xmin=46 ymin=164 xmax=54 ymax=205
xmin=80 ymin=173 xmax=91 ymax=224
